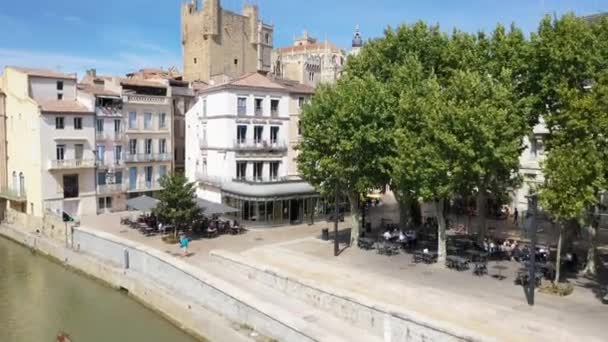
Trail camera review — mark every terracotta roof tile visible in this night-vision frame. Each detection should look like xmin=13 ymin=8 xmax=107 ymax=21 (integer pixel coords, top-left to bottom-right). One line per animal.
xmin=9 ymin=66 xmax=76 ymax=80
xmin=38 ymin=100 xmax=92 ymax=114
xmin=77 ymin=84 xmax=120 ymax=97
xmin=272 ymin=78 xmax=315 ymax=94
xmin=203 ymin=73 xmax=315 ymax=95
xmin=229 ymin=72 xmax=285 ymax=90
xmin=120 ymin=78 xmax=167 ymax=88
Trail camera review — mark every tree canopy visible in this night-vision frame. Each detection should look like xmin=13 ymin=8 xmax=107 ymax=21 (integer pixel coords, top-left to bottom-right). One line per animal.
xmin=153 ymin=173 xmax=201 ymax=234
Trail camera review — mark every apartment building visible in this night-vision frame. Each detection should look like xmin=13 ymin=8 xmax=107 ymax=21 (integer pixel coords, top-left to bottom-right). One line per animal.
xmin=0 ymin=84 xmax=6 ymax=220
xmin=185 ymin=72 xmax=321 ymax=226
xmin=1 ymin=67 xmax=97 ymax=218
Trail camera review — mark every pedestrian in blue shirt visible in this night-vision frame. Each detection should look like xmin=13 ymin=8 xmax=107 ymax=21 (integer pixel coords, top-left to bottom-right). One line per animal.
xmin=179 ymin=233 xmax=189 ymax=256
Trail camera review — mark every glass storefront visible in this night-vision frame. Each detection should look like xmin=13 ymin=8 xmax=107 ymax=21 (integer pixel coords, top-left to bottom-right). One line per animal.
xmin=222 ymin=194 xmax=329 ymax=227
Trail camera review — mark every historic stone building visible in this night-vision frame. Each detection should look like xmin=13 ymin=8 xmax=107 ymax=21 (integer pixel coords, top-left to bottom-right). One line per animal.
xmin=181 ymin=0 xmax=274 ymax=83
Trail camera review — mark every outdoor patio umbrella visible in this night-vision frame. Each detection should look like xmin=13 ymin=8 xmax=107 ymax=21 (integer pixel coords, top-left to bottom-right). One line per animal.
xmin=126 ymin=195 xmax=160 ymax=212
xmin=195 ymin=198 xmax=239 ymax=217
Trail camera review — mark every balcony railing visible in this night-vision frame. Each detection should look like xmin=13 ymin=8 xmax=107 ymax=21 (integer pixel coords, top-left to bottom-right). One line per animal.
xmin=123 ymin=153 xmax=172 ymax=163
xmin=127 ymin=180 xmax=163 ymax=192
xmin=123 ymin=94 xmax=169 ymax=105
xmin=96 ymin=159 xmax=124 ymax=168
xmin=254 ymin=108 xmax=263 ymax=116
xmin=0 ymin=187 xmax=27 ymax=201
xmin=49 ymin=159 xmax=96 ymax=170
xmin=232 ymin=176 xmax=294 ymax=184
xmin=95 ymin=131 xmax=125 ymax=141
xmin=97 ymin=183 xmax=126 ymax=194
xmin=233 ymin=139 xmax=287 ymax=152
xmin=96 ymin=106 xmax=122 ymax=117
xmin=237 ymin=107 xmax=247 ymax=116
xmin=199 ymin=137 xmax=208 ymax=149
xmin=195 ymin=172 xmax=224 ymax=186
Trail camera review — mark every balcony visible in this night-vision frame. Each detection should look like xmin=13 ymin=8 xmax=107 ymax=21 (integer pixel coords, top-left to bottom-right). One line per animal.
xmin=0 ymin=187 xmax=27 ymax=202
xmin=123 ymin=153 xmax=172 ymax=163
xmin=123 ymin=94 xmax=169 ymax=105
xmin=97 ymin=183 xmax=126 ymax=195
xmin=126 ymin=180 xmax=163 ymax=192
xmin=49 ymin=159 xmax=96 ymax=170
xmin=199 ymin=137 xmax=208 ymax=149
xmin=96 ymin=106 xmax=122 ymax=117
xmin=96 ymin=159 xmax=125 ymax=169
xmin=95 ymin=131 xmax=125 ymax=142
xmin=195 ymin=172 xmax=224 ymax=186
xmin=233 ymin=139 xmax=287 ymax=152
xmin=232 ymin=175 xmax=297 ymax=184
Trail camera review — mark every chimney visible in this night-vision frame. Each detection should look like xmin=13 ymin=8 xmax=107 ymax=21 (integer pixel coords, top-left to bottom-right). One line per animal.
xmin=86 ymin=69 xmax=97 ymax=78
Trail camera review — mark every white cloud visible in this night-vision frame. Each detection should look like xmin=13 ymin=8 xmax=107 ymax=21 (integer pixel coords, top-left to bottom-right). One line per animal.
xmin=43 ymin=11 xmax=83 ymax=25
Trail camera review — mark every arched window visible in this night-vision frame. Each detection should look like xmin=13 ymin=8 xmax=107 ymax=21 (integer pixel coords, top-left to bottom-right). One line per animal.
xmin=19 ymin=172 xmax=25 ymax=196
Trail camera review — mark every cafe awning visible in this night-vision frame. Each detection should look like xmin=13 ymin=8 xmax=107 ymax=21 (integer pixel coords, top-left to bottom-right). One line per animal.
xmin=126 ymin=195 xmax=160 ymax=211
xmin=195 ymin=198 xmax=239 ymax=216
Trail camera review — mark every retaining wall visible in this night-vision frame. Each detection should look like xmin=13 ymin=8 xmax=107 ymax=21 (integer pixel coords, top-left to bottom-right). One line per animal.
xmin=210 ymin=250 xmax=489 ymax=342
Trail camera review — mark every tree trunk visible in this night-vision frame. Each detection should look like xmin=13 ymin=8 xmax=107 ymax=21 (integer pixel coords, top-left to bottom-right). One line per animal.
xmin=411 ymin=200 xmax=422 ymax=227
xmin=555 ymin=226 xmax=563 ymax=283
xmin=435 ymin=200 xmax=447 ymax=265
xmin=476 ymin=189 xmax=487 ymax=243
xmin=348 ymin=192 xmax=361 ymax=246
xmin=583 ymin=222 xmax=598 ymax=276
xmin=394 ymin=191 xmax=412 ymax=228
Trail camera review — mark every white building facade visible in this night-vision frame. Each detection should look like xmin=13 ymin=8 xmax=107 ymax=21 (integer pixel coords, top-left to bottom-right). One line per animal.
xmin=185 ymin=73 xmax=322 ymax=226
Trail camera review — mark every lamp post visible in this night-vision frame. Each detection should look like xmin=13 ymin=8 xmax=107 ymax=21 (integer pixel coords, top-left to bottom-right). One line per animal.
xmin=525 ymin=194 xmax=538 ymax=306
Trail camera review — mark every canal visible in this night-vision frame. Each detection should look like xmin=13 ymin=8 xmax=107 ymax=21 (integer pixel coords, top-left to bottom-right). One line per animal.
xmin=0 ymin=236 xmax=202 ymax=342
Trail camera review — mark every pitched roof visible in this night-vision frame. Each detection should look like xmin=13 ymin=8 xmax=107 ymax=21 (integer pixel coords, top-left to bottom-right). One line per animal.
xmin=271 ymin=78 xmax=315 ymax=94
xmin=229 ymin=72 xmax=285 ymax=90
xmin=38 ymin=100 xmax=92 ymax=114
xmin=120 ymin=78 xmax=166 ymax=88
xmin=583 ymin=12 xmax=608 ymax=24
xmin=202 ymin=73 xmax=315 ymax=95
xmin=275 ymin=41 xmax=344 ymax=54
xmin=77 ymin=83 xmax=120 ymax=97
xmin=9 ymin=66 xmax=76 ymax=80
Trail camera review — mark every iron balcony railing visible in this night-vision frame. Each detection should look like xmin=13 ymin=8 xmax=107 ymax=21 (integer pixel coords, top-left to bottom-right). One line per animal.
xmin=232 ymin=176 xmax=293 ymax=184
xmin=97 ymin=183 xmax=126 ymax=194
xmin=127 ymin=180 xmax=163 ymax=192
xmin=123 ymin=153 xmax=172 ymax=163
xmin=49 ymin=159 xmax=96 ymax=170
xmin=233 ymin=139 xmax=287 ymax=152
xmin=95 ymin=131 xmax=125 ymax=141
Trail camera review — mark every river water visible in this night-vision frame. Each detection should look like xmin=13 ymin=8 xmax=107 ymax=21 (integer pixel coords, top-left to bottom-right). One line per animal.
xmin=0 ymin=236 xmax=201 ymax=342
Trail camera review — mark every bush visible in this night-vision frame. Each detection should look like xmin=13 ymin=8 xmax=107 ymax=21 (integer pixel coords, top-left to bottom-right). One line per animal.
xmin=539 ymin=282 xmax=574 ymax=297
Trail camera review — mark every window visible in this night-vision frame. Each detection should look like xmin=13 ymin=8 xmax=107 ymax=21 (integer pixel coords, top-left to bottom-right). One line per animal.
xmin=270 ymin=162 xmax=279 ymax=180
xmin=255 ymin=98 xmax=263 ymax=116
xmin=270 ymin=99 xmax=279 ymax=117
xmin=97 ymin=172 xmax=107 ymax=186
xmin=253 ymin=162 xmax=263 ymax=181
xmin=129 ymin=167 xmax=137 ymax=190
xmin=115 ymin=145 xmax=122 ymax=162
xmin=234 ymin=58 xmax=238 ymax=66
xmin=74 ymin=117 xmax=82 ymax=130
xmin=96 ymin=119 xmax=103 ymax=132
xmin=145 ymin=166 xmax=153 ymax=187
xmin=193 ymin=57 xmax=198 ymax=64
xmin=159 ymin=112 xmax=167 ymax=129
xmin=254 ymin=126 xmax=263 ymax=144
xmin=56 ymin=145 xmax=65 ymax=160
xmin=237 ymin=125 xmax=247 ymax=144
xmin=159 ymin=165 xmax=167 ymax=180
xmin=309 ymin=72 xmax=315 ymax=81
xmin=128 ymin=112 xmax=136 ymax=129
xmin=63 ymin=174 xmax=79 ymax=198
xmin=129 ymin=139 xmax=137 ymax=155
xmin=57 ymin=93 xmax=63 ymax=100
xmin=145 ymin=139 xmax=152 ymax=155
xmin=270 ymin=126 xmax=279 ymax=144
xmin=55 ymin=117 xmax=65 ymax=129
xmin=144 ymin=112 xmax=152 ymax=130
xmin=298 ymin=97 xmax=305 ymax=108
xmin=237 ymin=97 xmax=247 ymax=116
xmin=18 ymin=172 xmax=25 ymax=196
xmin=202 ymin=99 xmax=207 ymax=117
xmin=114 ymin=119 xmax=121 ymax=133
xmin=115 ymin=171 xmax=123 ymax=184
xmin=75 ymin=144 xmax=84 ymax=160
xmin=265 ymin=33 xmax=270 ymax=44
xmin=159 ymin=139 xmax=166 ymax=154
xmin=96 ymin=145 xmax=105 ymax=162
xmin=56 ymin=81 xmax=63 ymax=90
xmin=236 ymin=162 xmax=247 ymax=180
xmin=298 ymin=120 xmax=302 ymax=136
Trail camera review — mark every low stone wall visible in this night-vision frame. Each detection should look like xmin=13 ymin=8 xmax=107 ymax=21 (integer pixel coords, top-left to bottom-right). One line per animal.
xmin=5 ymin=208 xmax=70 ymax=243
xmin=210 ymin=250 xmax=488 ymax=342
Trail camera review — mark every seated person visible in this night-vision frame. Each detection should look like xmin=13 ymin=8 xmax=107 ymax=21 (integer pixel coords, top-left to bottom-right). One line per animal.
xmin=383 ymin=230 xmax=392 ymax=241
xmin=398 ymin=231 xmax=406 ymax=242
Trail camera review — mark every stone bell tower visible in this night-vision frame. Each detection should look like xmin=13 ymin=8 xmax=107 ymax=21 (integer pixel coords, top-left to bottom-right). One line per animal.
xmin=181 ymin=0 xmax=274 ymax=83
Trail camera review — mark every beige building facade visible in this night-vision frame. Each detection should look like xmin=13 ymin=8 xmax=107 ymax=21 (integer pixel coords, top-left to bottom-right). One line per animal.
xmin=0 ymin=84 xmax=6 ymax=220
xmin=1 ymin=67 xmax=97 ymax=218
xmin=181 ymin=0 xmax=273 ymax=83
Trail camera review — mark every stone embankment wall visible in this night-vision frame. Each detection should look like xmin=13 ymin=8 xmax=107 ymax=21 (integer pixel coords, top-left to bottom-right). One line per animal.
xmin=0 ymin=224 xmax=325 ymax=342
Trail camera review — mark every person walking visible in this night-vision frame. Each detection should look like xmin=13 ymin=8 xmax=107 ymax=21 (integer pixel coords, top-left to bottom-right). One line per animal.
xmin=513 ymin=208 xmax=519 ymax=226
xmin=179 ymin=233 xmax=190 ymax=256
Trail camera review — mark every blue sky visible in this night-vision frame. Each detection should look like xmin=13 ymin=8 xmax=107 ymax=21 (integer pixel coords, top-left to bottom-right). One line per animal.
xmin=0 ymin=0 xmax=606 ymax=78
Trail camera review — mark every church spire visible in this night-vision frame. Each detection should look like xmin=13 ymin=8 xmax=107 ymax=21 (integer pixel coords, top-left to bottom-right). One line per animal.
xmin=352 ymin=24 xmax=363 ymax=48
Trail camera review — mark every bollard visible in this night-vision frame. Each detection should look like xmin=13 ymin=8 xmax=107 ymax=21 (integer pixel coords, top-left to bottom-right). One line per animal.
xmin=321 ymin=228 xmax=329 ymax=241
xmin=123 ymin=250 xmax=130 ymax=269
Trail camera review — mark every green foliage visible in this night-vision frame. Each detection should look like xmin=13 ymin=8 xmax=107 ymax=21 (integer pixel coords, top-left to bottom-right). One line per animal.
xmin=153 ymin=173 xmax=201 ymax=229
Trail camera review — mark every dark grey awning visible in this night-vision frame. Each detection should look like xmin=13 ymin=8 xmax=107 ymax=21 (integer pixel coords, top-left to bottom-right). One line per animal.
xmin=126 ymin=195 xmax=160 ymax=211
xmin=221 ymin=180 xmax=317 ymax=199
xmin=196 ymin=198 xmax=239 ymax=216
